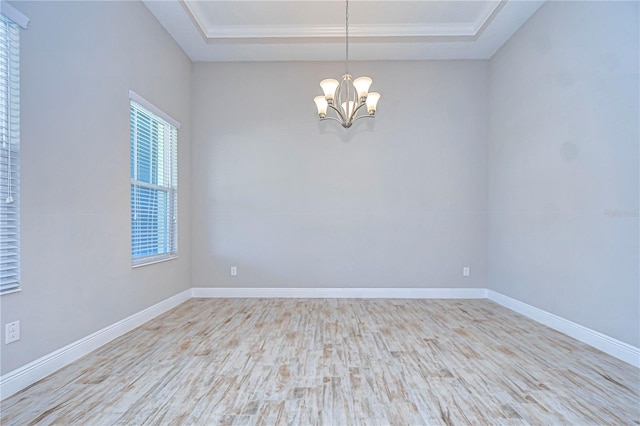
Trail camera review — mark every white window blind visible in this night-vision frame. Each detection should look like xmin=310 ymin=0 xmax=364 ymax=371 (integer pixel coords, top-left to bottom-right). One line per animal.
xmin=0 ymin=13 xmax=20 ymax=294
xmin=130 ymin=94 xmax=178 ymax=266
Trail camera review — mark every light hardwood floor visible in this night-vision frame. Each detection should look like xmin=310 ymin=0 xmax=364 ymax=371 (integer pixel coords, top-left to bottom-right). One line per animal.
xmin=1 ymin=298 xmax=638 ymax=425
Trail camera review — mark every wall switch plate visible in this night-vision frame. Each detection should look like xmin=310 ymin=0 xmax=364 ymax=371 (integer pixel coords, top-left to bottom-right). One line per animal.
xmin=231 ymin=266 xmax=237 ymax=276
xmin=5 ymin=321 xmax=20 ymax=344
xmin=463 ymin=267 xmax=470 ymax=277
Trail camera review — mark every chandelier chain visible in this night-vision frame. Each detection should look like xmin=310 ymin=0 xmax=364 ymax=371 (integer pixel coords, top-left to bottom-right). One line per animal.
xmin=345 ymin=0 xmax=349 ymax=72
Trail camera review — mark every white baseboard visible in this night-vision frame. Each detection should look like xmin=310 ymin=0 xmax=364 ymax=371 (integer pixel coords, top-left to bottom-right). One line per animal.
xmin=191 ymin=287 xmax=487 ymax=299
xmin=487 ymin=290 xmax=640 ymax=368
xmin=2 ymin=286 xmax=637 ymax=401
xmin=0 ymin=289 xmax=192 ymax=400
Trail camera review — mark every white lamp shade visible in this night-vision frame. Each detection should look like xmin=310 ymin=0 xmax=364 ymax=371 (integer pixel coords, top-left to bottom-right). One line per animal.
xmin=314 ymin=96 xmax=328 ymax=116
xmin=353 ymin=76 xmax=372 ymax=99
xmin=366 ymin=92 xmax=380 ymax=113
xmin=320 ymin=79 xmax=340 ymax=100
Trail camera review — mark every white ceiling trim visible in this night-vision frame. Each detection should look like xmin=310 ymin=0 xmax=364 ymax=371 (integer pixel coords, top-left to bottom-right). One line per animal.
xmin=142 ymin=0 xmax=545 ymax=62
xmin=471 ymin=0 xmax=502 ymax=34
xmin=189 ymin=23 xmax=480 ymax=39
xmin=183 ymin=1 xmax=502 ymax=39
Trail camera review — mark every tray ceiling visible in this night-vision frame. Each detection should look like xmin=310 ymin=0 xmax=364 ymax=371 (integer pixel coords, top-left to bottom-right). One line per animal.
xmin=143 ymin=0 xmax=545 ymax=62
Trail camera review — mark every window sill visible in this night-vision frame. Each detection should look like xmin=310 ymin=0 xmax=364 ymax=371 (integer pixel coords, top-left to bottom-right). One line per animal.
xmin=132 ymin=255 xmax=178 ymax=269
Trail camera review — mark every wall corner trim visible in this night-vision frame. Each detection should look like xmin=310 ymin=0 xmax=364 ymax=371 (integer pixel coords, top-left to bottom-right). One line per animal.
xmin=0 ymin=289 xmax=192 ymax=401
xmin=487 ymin=290 xmax=640 ymax=369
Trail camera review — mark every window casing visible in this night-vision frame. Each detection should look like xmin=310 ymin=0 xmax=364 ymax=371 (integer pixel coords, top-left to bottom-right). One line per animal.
xmin=129 ymin=92 xmax=179 ymax=266
xmin=0 ymin=13 xmax=20 ymax=294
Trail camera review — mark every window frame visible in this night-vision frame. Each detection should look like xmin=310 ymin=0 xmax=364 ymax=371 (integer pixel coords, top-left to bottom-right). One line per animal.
xmin=0 ymin=6 xmax=28 ymax=296
xmin=129 ymin=91 xmax=180 ymax=267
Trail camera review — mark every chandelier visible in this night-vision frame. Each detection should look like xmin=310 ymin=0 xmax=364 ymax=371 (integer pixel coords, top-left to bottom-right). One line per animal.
xmin=313 ymin=0 xmax=380 ymax=128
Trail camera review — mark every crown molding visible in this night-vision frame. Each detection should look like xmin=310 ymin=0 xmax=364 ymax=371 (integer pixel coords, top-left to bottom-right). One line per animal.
xmin=471 ymin=0 xmax=502 ymax=34
xmin=194 ymin=24 xmax=481 ymax=40
xmin=183 ymin=0 xmax=502 ymax=40
xmin=142 ymin=0 xmax=545 ymax=61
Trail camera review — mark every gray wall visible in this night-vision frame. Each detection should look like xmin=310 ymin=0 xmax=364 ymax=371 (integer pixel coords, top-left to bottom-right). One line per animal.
xmin=0 ymin=1 xmax=192 ymax=374
xmin=191 ymin=61 xmax=489 ymax=290
xmin=488 ymin=1 xmax=639 ymax=346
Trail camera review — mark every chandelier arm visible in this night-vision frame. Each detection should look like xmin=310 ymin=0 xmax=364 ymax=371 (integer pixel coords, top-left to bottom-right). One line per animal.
xmin=322 ymin=116 xmax=346 ymax=125
xmin=327 ymin=103 xmax=347 ymax=122
xmin=353 ymin=113 xmax=374 ymax=122
xmin=333 ymin=81 xmax=348 ymax=122
xmin=348 ymin=100 xmax=367 ymax=122
xmin=335 ymin=83 xmax=343 ymax=110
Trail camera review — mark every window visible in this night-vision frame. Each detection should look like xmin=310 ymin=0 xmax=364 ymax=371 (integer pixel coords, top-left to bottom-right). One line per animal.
xmin=129 ymin=91 xmax=179 ymax=266
xmin=0 ymin=8 xmax=25 ymax=295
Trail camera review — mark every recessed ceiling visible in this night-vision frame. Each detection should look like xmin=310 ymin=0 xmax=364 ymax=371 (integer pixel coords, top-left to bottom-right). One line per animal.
xmin=143 ymin=0 xmax=545 ymax=62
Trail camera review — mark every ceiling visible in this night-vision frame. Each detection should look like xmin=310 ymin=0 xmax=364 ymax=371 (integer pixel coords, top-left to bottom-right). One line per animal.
xmin=143 ymin=0 xmax=545 ymax=62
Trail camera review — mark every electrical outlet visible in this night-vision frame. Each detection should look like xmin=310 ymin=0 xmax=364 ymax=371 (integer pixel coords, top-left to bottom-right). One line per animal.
xmin=463 ymin=267 xmax=470 ymax=277
xmin=5 ymin=321 xmax=20 ymax=344
xmin=231 ymin=266 xmax=237 ymax=276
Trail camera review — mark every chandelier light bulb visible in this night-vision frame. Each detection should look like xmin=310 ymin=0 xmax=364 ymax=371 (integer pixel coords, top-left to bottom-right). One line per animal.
xmin=320 ymin=79 xmax=340 ymax=104
xmin=366 ymin=92 xmax=380 ymax=115
xmin=314 ymin=96 xmax=328 ymax=118
xmin=353 ymin=77 xmax=372 ymax=102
